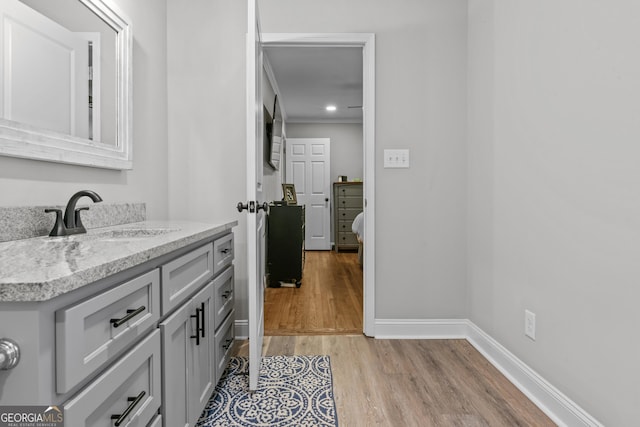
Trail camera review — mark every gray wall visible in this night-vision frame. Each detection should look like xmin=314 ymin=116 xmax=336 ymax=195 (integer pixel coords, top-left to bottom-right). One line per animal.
xmin=261 ymin=0 xmax=469 ymax=319
xmin=0 ymin=0 xmax=169 ymax=220
xmin=468 ymin=0 xmax=640 ymax=424
xmin=166 ymin=0 xmax=249 ymax=321
xmin=286 ymin=123 xmax=363 ymax=183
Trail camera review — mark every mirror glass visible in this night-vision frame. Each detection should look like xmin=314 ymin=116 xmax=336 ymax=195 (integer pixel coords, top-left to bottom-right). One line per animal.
xmin=13 ymin=0 xmax=116 ymax=144
xmin=0 ymin=0 xmax=132 ymax=169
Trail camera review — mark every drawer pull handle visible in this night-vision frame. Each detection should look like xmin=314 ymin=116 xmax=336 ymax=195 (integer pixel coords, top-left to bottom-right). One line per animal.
xmin=222 ymin=338 xmax=234 ymax=351
xmin=222 ymin=290 xmax=232 ymax=299
xmin=191 ymin=307 xmax=202 ymax=345
xmin=220 ymin=248 xmax=230 ymax=254
xmin=110 ymin=306 xmax=146 ymax=328
xmin=111 ymin=391 xmax=146 ymax=426
xmin=200 ymin=302 xmax=206 ymax=338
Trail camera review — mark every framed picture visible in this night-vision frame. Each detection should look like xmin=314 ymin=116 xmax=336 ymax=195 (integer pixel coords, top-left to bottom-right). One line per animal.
xmin=282 ymin=183 xmax=297 ymax=205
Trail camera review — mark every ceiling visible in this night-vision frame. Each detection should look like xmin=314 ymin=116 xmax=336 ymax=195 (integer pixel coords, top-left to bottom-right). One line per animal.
xmin=263 ymin=46 xmax=363 ymax=123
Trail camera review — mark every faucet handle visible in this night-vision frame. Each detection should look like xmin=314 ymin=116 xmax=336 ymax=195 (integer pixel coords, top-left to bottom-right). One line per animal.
xmin=45 ymin=209 xmax=66 ymax=237
xmin=74 ymin=207 xmax=90 ymax=232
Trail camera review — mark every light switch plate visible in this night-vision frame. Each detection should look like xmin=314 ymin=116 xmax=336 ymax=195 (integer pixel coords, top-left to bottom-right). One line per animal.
xmin=384 ymin=149 xmax=410 ymax=168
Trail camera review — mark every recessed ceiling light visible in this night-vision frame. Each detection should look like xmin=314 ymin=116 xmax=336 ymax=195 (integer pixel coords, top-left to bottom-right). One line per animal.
xmin=326 ymin=105 xmax=337 ymax=112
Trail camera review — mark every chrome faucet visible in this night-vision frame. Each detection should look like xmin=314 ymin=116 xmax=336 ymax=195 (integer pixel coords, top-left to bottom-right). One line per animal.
xmin=45 ymin=190 xmax=103 ymax=236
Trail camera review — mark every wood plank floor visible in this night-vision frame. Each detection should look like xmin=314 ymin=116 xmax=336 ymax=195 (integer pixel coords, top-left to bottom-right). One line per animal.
xmin=264 ymin=250 xmax=363 ymax=335
xmin=234 ymin=335 xmax=555 ymax=427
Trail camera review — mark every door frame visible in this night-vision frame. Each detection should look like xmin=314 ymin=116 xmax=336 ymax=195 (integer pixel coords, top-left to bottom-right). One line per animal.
xmin=262 ymin=33 xmax=376 ymax=336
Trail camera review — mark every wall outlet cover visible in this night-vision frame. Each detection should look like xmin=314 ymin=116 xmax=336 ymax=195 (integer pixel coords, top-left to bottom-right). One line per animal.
xmin=383 ymin=149 xmax=410 ymax=168
xmin=525 ymin=310 xmax=536 ymax=340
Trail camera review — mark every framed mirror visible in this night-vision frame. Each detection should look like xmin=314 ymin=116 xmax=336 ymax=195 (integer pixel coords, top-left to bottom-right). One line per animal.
xmin=0 ymin=0 xmax=132 ymax=169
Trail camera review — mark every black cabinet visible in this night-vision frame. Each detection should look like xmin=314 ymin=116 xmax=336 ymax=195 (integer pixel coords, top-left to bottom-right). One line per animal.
xmin=267 ymin=204 xmax=305 ymax=287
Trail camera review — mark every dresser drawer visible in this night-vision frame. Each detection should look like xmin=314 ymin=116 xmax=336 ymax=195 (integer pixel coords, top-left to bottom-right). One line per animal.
xmin=338 ymin=232 xmax=359 ymax=246
xmin=213 ymin=232 xmax=234 ymax=275
xmin=336 ymin=208 xmax=361 ymax=221
xmin=336 ymin=196 xmax=362 ymax=209
xmin=338 ymin=220 xmax=355 ymax=233
xmin=336 ymin=185 xmax=363 ymax=197
xmin=161 ymin=243 xmax=214 ymax=315
xmin=213 ymin=266 xmax=234 ymax=329
xmin=63 ymin=330 xmax=162 ymax=427
xmin=56 ymin=269 xmax=160 ymax=394
xmin=214 ymin=310 xmax=234 ymax=384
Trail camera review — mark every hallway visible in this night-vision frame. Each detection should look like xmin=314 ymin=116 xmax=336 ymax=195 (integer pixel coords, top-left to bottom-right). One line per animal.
xmin=264 ymin=250 xmax=363 ymax=335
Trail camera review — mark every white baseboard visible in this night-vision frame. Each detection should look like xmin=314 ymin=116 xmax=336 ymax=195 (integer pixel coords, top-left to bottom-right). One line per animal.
xmin=234 ymin=319 xmax=248 ymax=339
xmin=466 ymin=321 xmax=602 ymax=427
xmin=374 ymin=318 xmax=603 ymax=427
xmin=374 ymin=318 xmax=468 ymax=339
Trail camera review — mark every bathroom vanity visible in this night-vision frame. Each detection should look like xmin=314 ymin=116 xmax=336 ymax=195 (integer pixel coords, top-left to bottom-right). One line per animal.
xmin=0 ymin=218 xmax=237 ymax=427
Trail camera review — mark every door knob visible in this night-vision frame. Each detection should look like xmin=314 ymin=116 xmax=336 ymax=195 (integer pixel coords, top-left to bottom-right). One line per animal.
xmin=256 ymin=202 xmax=268 ymax=212
xmin=0 ymin=338 xmax=20 ymax=370
xmin=237 ymin=201 xmax=258 ymax=213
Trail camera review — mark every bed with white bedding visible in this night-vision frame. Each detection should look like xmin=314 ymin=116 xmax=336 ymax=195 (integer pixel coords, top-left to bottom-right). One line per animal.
xmin=351 ymin=211 xmax=364 ymax=265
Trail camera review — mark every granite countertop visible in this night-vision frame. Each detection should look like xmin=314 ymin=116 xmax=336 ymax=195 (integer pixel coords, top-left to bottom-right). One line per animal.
xmin=0 ymin=220 xmax=237 ymax=302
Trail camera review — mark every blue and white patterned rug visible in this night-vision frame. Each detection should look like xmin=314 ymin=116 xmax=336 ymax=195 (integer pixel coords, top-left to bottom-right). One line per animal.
xmin=196 ymin=355 xmax=338 ymax=427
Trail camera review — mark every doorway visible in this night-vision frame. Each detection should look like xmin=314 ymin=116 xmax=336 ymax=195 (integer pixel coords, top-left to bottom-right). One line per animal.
xmin=261 ymin=33 xmax=376 ymax=336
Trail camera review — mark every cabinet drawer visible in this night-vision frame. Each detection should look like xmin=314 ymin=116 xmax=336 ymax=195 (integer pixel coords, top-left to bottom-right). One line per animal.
xmin=213 ymin=266 xmax=234 ymax=329
xmin=161 ymin=243 xmax=214 ymax=315
xmin=336 ymin=196 xmax=362 ymax=209
xmin=336 ymin=185 xmax=362 ymax=197
xmin=338 ymin=220 xmax=355 ymax=233
xmin=213 ymin=232 xmax=234 ymax=275
xmin=336 ymin=208 xmax=361 ymax=221
xmin=214 ymin=310 xmax=234 ymax=384
xmin=338 ymin=232 xmax=359 ymax=246
xmin=63 ymin=330 xmax=162 ymax=427
xmin=56 ymin=269 xmax=160 ymax=394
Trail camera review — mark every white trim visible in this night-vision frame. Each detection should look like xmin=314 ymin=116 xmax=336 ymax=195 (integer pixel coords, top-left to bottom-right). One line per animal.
xmin=374 ymin=318 xmax=603 ymax=427
xmin=285 ymin=118 xmax=362 ymax=124
xmin=262 ymin=32 xmax=376 ymax=337
xmin=374 ymin=318 xmax=468 ymax=339
xmin=466 ymin=321 xmax=603 ymax=427
xmin=234 ymin=319 xmax=249 ymax=340
xmin=262 ymin=54 xmax=287 ymax=121
xmin=0 ymin=0 xmax=132 ymax=170
xmin=361 ymin=34 xmax=375 ymax=337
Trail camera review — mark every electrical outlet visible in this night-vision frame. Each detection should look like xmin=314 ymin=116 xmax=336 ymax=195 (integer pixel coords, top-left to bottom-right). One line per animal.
xmin=525 ymin=310 xmax=536 ymax=340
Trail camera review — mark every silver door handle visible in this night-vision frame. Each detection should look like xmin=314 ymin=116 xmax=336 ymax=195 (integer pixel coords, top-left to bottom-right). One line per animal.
xmin=0 ymin=338 xmax=20 ymax=370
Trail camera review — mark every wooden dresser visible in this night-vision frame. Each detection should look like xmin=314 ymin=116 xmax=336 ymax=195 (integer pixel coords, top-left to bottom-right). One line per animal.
xmin=333 ymin=182 xmax=363 ymax=252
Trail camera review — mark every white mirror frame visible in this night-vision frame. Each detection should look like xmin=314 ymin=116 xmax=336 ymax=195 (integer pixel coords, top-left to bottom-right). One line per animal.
xmin=0 ymin=0 xmax=132 ymax=170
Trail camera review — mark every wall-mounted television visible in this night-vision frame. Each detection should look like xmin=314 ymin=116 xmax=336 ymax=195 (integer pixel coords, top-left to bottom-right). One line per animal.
xmin=265 ymin=95 xmax=281 ymax=170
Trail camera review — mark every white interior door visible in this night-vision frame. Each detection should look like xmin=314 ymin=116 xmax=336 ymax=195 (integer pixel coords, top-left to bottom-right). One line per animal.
xmin=286 ymin=138 xmax=331 ymax=250
xmin=245 ymin=0 xmax=265 ymax=392
xmin=0 ymin=0 xmax=91 ymax=138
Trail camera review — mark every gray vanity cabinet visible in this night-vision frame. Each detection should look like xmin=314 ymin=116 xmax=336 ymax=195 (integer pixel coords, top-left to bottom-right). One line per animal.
xmin=158 ymin=236 xmax=235 ymax=427
xmin=0 ymin=223 xmax=235 ymax=427
xmin=63 ymin=330 xmax=162 ymax=426
xmin=160 ymin=281 xmax=215 ymax=427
